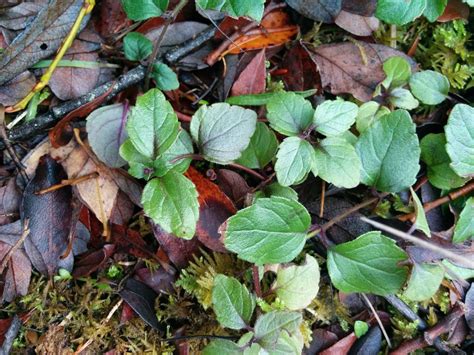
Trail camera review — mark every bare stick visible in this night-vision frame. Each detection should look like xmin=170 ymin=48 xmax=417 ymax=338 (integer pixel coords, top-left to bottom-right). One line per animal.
xmin=361 ymin=293 xmax=392 ymax=348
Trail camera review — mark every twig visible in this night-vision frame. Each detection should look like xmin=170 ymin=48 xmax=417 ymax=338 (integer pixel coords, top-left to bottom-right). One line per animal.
xmin=36 ymin=172 xmax=99 ymax=195
xmin=361 ymin=293 xmax=392 ymax=348
xmin=384 ymin=294 xmax=427 ymax=330
xmin=319 ymin=181 xmax=326 ymax=218
xmin=252 ymin=265 xmax=262 ymax=297
xmin=228 ymin=163 xmax=266 ymax=181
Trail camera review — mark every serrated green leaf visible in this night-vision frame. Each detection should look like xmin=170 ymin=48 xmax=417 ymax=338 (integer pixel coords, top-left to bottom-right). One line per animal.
xmin=424 ymin=0 xmax=448 ymax=21
xmin=327 ymin=231 xmax=408 ymax=296
xmin=420 ymin=134 xmax=468 ymax=190
xmin=314 ymin=137 xmax=361 ymax=188
xmin=254 ymin=311 xmax=302 ymax=349
xmin=203 ymin=339 xmax=241 ymax=355
xmin=121 ymin=0 xmax=168 ymax=21
xmin=254 ymin=183 xmax=298 ymax=201
xmin=445 ymin=104 xmax=474 ymax=177
xmin=453 ymin=197 xmax=474 ymax=243
xmin=313 ymin=100 xmax=358 ymax=137
xmin=190 ymin=103 xmax=257 ymax=164
xmin=356 ymin=110 xmax=421 ymax=192
xmin=410 ymin=70 xmax=450 ymax=105
xmin=382 ymin=56 xmax=412 ymax=89
xmin=266 ymin=92 xmax=314 ymax=137
xmin=225 ymin=89 xmax=317 ymax=106
xmin=123 ymin=32 xmax=152 ymax=61
xmin=196 ymin=0 xmax=265 ymax=22
xmin=142 ymin=172 xmax=199 ymax=239
xmin=153 ymin=130 xmax=193 ymax=177
xmin=236 ymin=122 xmax=278 ymax=169
xmin=410 ymin=188 xmax=431 ymax=237
xmin=275 ymin=137 xmax=316 ymax=187
xmin=356 ymin=102 xmax=390 ymax=134
xmin=212 ymin=275 xmax=255 ymax=330
xmin=389 ymin=88 xmax=419 ymax=110
xmin=403 ymin=263 xmax=444 ymax=301
xmin=126 ymin=89 xmax=179 ymax=160
xmin=376 ymin=0 xmax=427 ymax=25
xmin=274 ymin=255 xmax=320 ymax=310
xmin=152 ymin=62 xmax=179 ymax=91
xmin=224 ymin=196 xmax=310 ymax=265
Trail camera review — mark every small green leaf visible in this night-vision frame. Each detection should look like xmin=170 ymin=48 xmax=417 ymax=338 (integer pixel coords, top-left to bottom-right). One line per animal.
xmin=153 ymin=130 xmax=193 ymax=177
xmin=389 ymin=88 xmax=419 ymax=110
xmin=453 ymin=197 xmax=474 ymax=243
xmin=356 ymin=110 xmax=421 ymax=192
xmin=313 ymin=100 xmax=358 ymax=137
xmin=123 ymin=32 xmax=153 ymax=61
xmin=254 ymin=311 xmax=302 ymax=350
xmin=126 ymin=89 xmax=179 ymax=160
xmin=410 ymin=70 xmax=450 ymax=105
xmin=152 ymin=62 xmax=179 ymax=91
xmin=376 ymin=0 xmax=427 ymax=25
xmin=420 ymin=134 xmax=468 ymax=190
xmin=354 ymin=321 xmax=369 ymax=338
xmin=445 ymin=104 xmax=474 ymax=177
xmin=121 ymin=0 xmax=169 ymax=21
xmin=423 ymin=0 xmax=448 ymax=21
xmin=274 ymin=255 xmax=320 ymax=310
xmin=410 ymin=188 xmax=431 ymax=237
xmin=327 ymin=231 xmax=408 ymax=296
xmin=190 ymin=103 xmax=257 ymax=164
xmin=226 ymin=89 xmax=317 ymax=106
xmin=120 ymin=139 xmax=152 ymax=165
xmin=314 ymin=137 xmax=361 ymax=188
xmin=212 ymin=275 xmax=255 ymax=330
xmin=196 ymin=0 xmax=265 ymax=22
xmin=224 ymin=197 xmax=311 ymax=265
xmin=254 ymin=183 xmax=298 ymax=201
xmin=142 ymin=172 xmax=199 ymax=239
xmin=403 ymin=263 xmax=444 ymax=301
xmin=203 ymin=340 xmax=241 ymax=355
xmin=356 ymin=101 xmax=390 ymax=134
xmin=382 ymin=56 xmax=412 ymax=89
xmin=236 ymin=122 xmax=278 ymax=169
xmin=266 ymin=92 xmax=314 ymax=137
xmin=275 ymin=137 xmax=316 ymax=187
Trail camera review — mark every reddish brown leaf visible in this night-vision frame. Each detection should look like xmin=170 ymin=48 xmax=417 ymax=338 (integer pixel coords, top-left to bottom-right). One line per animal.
xmin=438 ymin=0 xmax=470 ymax=22
xmin=281 ymin=43 xmax=320 ymax=91
xmin=231 ymin=49 xmax=266 ymax=96
xmin=216 ymin=169 xmax=251 ymax=208
xmin=93 ymin=0 xmax=132 ymax=38
xmin=185 ymin=167 xmax=236 ymax=252
xmin=20 ymin=155 xmax=73 ymax=276
xmin=135 ymin=267 xmax=176 ymax=294
xmin=0 ymin=179 xmax=20 ymax=226
xmin=120 ymin=301 xmax=137 ymax=325
xmin=335 ymin=11 xmax=379 ymax=36
xmin=72 ymin=244 xmax=115 ymax=278
xmin=110 ymin=225 xmax=154 ymax=260
xmin=306 ymin=329 xmax=339 ymax=354
xmin=320 ymin=332 xmax=357 ymax=355
xmin=0 ymin=71 xmax=35 ymax=106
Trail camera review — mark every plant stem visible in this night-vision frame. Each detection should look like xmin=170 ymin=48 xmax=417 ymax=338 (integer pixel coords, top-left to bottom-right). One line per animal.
xmin=228 ymin=163 xmax=266 ymax=181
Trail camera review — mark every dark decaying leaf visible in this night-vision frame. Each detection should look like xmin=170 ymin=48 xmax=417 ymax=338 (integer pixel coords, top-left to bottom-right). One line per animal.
xmin=93 ymin=0 xmax=132 ymax=38
xmin=320 ymin=332 xmax=357 ymax=355
xmin=120 ymin=302 xmax=137 ymax=325
xmin=438 ymin=0 xmax=470 ymax=22
xmin=0 ymin=71 xmax=35 ymax=106
xmin=0 ymin=221 xmax=31 ymax=302
xmin=286 ymin=0 xmax=342 ymax=23
xmin=0 ymin=0 xmax=87 ymax=85
xmin=0 ymin=2 xmax=44 ymax=31
xmin=231 ymin=49 xmax=266 ymax=97
xmin=216 ymin=169 xmax=251 ymax=207
xmin=349 ymin=326 xmax=382 ymax=355
xmin=118 ymin=278 xmax=160 ymax=329
xmin=335 ymin=11 xmax=379 ymax=36
xmin=20 ymin=155 xmax=73 ymax=276
xmin=342 ymin=0 xmax=377 ymax=17
xmin=72 ymin=244 xmax=115 ymax=278
xmin=185 ymin=167 xmax=237 ymax=252
xmin=0 ymin=178 xmax=20 ymax=226
xmin=281 ymin=43 xmax=321 ymax=92
xmin=466 ymin=283 xmax=474 ymax=331
xmin=135 ymin=267 xmax=176 ymax=294
xmin=304 ymin=329 xmax=339 ymax=354
xmin=305 ymin=42 xmax=416 ymax=101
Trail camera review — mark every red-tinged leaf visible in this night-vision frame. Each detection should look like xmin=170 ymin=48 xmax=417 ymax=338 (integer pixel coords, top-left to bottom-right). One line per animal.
xmin=94 ymin=0 xmax=132 ymax=37
xmin=0 ymin=221 xmax=31 ymax=302
xmin=120 ymin=301 xmax=137 ymax=325
xmin=466 ymin=283 xmax=474 ymax=331
xmin=216 ymin=169 xmax=251 ymax=208
xmin=214 ymin=17 xmax=252 ymax=40
xmin=152 ymin=223 xmax=202 ymax=269
xmin=72 ymin=244 xmax=115 ymax=278
xmin=0 ymin=71 xmax=35 ymax=106
xmin=110 ymin=225 xmax=154 ymax=260
xmin=231 ymin=49 xmax=266 ymax=96
xmin=185 ymin=167 xmax=237 ymax=252
xmin=305 ymin=42 xmax=416 ymax=102
xmin=20 ymin=155 xmax=73 ymax=276
xmin=118 ymin=278 xmax=160 ymax=329
xmin=335 ymin=11 xmax=379 ymax=36
xmin=348 ymin=326 xmax=382 ymax=355
xmin=0 ymin=179 xmax=20 ymax=226
xmin=320 ymin=332 xmax=357 ymax=355
xmin=306 ymin=329 xmax=339 ymax=354
xmin=438 ymin=0 xmax=469 ymax=22
xmin=135 ymin=267 xmax=176 ymax=294
xmin=281 ymin=43 xmax=321 ymax=91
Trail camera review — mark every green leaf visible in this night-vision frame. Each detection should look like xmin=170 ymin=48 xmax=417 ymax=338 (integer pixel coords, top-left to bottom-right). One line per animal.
xmin=275 ymin=137 xmax=316 ymax=187
xmin=376 ymin=0 xmax=427 ymax=25
xmin=126 ymin=89 xmax=179 ymax=160
xmin=382 ymin=56 xmax=412 ymax=89
xmin=123 ymin=32 xmax=153 ymax=61
xmin=153 ymin=130 xmax=193 ymax=177
xmin=190 ymin=103 xmax=257 ymax=164
xmin=410 ymin=188 xmax=431 ymax=237
xmin=423 ymin=0 xmax=448 ymax=22
xmin=314 ymin=137 xmax=361 ymax=188
xmin=223 ymin=196 xmax=311 ymax=265
xmin=274 ymin=255 xmax=320 ymax=310
xmin=236 ymin=122 xmax=278 ymax=169
xmin=442 ymin=260 xmax=474 ymax=280
xmin=327 ymin=231 xmax=408 ymax=296
xmin=142 ymin=172 xmax=199 ymax=239
xmin=152 ymin=62 xmax=179 ymax=91
xmin=388 ymin=88 xmax=419 ymax=110
xmin=266 ymin=92 xmax=314 ymax=137
xmin=203 ymin=340 xmax=241 ymax=355
xmin=254 ymin=183 xmax=298 ymax=201
xmin=453 ymin=197 xmax=474 ymax=243
xmin=254 ymin=311 xmax=302 ymax=350
xmin=356 ymin=101 xmax=390 ymax=134
xmin=212 ymin=275 xmax=255 ymax=330
xmin=120 ymin=139 xmax=154 ymax=179
xmin=420 ymin=134 xmax=467 ymax=190
xmin=313 ymin=100 xmax=358 ymax=137
xmin=354 ymin=321 xmax=369 ymax=338
xmin=356 ymin=110 xmax=421 ymax=192
xmin=121 ymin=0 xmax=169 ymax=21
xmin=226 ymin=89 xmax=317 ymax=106
xmin=403 ymin=263 xmax=444 ymax=301
xmin=409 ymin=70 xmax=450 ymax=105
xmin=196 ymin=0 xmax=265 ymax=22
xmin=445 ymin=104 xmax=474 ymax=177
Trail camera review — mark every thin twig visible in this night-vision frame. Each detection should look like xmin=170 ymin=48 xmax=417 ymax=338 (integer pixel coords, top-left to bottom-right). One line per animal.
xmin=36 ymin=172 xmax=99 ymax=195
xmin=228 ymin=163 xmax=266 ymax=181
xmin=384 ymin=294 xmax=427 ymax=330
xmin=252 ymin=266 xmax=262 ymax=298
xmin=361 ymin=293 xmax=392 ymax=348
